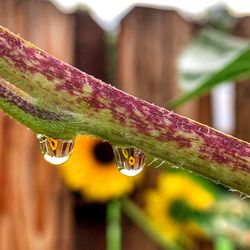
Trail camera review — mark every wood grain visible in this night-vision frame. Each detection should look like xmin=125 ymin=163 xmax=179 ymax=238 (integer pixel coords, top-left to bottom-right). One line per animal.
xmin=0 ymin=1 xmax=74 ymax=249
xmin=234 ymin=17 xmax=250 ymax=141
xmin=118 ymin=6 xmax=196 ymax=250
xmin=118 ymin=6 xmax=213 ymax=249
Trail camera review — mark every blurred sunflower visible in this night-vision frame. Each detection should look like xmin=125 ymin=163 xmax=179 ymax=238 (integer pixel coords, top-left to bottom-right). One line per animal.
xmin=143 ymin=172 xmax=215 ymax=246
xmin=60 ymin=135 xmax=142 ymax=203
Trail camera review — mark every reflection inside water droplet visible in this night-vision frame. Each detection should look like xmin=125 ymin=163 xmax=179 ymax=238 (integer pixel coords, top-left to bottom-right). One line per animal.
xmin=113 ymin=147 xmax=146 ymax=176
xmin=37 ymin=134 xmax=75 ymax=165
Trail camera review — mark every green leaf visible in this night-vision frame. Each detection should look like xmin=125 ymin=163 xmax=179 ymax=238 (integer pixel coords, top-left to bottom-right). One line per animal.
xmin=169 ymin=28 xmax=250 ymax=108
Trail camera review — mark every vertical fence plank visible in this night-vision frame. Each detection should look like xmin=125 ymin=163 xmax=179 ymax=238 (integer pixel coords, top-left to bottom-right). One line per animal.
xmin=234 ymin=17 xmax=250 ymax=141
xmin=0 ymin=1 xmax=30 ymax=249
xmin=27 ymin=3 xmax=75 ymax=248
xmin=27 ymin=0 xmax=75 ymax=64
xmin=74 ymin=11 xmax=107 ymax=80
xmin=0 ymin=1 xmax=74 ymax=249
xmin=119 ymin=7 xmax=195 ymax=113
xmin=118 ymin=6 xmax=199 ymax=250
xmin=118 ymin=6 xmax=211 ymax=124
xmin=0 ymin=2 xmax=18 ymax=249
xmin=73 ymin=11 xmax=107 ymax=250
xmin=198 ymin=94 xmax=212 ymax=126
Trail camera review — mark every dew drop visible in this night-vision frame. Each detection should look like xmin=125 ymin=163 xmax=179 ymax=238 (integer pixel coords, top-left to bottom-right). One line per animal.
xmin=113 ymin=147 xmax=146 ymax=176
xmin=37 ymin=134 xmax=75 ymax=165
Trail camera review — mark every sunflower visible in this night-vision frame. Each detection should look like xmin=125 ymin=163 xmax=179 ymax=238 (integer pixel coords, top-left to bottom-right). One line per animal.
xmin=60 ymin=135 xmax=142 ymax=203
xmin=143 ymin=172 xmax=215 ymax=245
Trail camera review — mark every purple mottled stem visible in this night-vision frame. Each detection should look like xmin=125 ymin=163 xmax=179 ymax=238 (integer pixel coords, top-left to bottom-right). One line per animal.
xmin=0 ymin=25 xmax=250 ymax=194
xmin=0 ymin=81 xmax=63 ymax=120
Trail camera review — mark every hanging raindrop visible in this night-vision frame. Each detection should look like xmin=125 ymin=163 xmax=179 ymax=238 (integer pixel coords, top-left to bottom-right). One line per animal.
xmin=113 ymin=147 xmax=146 ymax=176
xmin=37 ymin=134 xmax=75 ymax=165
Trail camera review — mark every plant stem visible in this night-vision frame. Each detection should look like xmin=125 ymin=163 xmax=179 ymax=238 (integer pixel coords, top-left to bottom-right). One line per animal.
xmin=214 ymin=236 xmax=235 ymax=250
xmin=106 ymin=199 xmax=121 ymax=250
xmin=0 ymin=25 xmax=250 ymax=195
xmin=121 ymin=198 xmax=180 ymax=250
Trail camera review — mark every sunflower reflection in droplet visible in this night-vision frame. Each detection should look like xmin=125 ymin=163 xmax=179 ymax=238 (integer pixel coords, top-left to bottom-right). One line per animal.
xmin=60 ymin=135 xmax=142 ymax=202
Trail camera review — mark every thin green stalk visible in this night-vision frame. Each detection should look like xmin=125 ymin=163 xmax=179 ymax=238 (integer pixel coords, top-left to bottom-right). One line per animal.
xmin=0 ymin=25 xmax=250 ymax=195
xmin=106 ymin=199 xmax=121 ymax=250
xmin=214 ymin=236 xmax=235 ymax=250
xmin=121 ymin=198 xmax=180 ymax=250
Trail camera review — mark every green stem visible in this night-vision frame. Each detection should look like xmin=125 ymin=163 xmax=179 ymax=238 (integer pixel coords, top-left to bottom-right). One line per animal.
xmin=0 ymin=25 xmax=250 ymax=195
xmin=121 ymin=198 xmax=180 ymax=250
xmin=106 ymin=199 xmax=121 ymax=250
xmin=215 ymin=236 xmax=235 ymax=250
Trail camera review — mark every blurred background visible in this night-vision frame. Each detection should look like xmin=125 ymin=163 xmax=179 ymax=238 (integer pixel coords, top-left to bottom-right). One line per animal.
xmin=0 ymin=0 xmax=250 ymax=249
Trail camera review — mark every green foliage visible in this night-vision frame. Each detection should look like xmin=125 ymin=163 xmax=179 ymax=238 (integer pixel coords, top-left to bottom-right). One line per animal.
xmin=169 ymin=28 xmax=250 ymax=108
xmin=106 ymin=200 xmax=121 ymax=250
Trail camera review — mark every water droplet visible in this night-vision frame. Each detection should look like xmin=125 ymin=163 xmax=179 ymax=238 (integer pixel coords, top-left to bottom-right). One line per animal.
xmin=37 ymin=134 xmax=74 ymax=165
xmin=113 ymin=147 xmax=146 ymax=176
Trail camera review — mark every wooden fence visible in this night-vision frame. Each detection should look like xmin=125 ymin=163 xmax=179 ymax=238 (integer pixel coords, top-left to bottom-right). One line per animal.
xmin=0 ymin=0 xmax=249 ymax=249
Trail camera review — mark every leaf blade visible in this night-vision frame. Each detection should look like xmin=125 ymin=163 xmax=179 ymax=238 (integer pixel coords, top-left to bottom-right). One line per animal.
xmin=169 ymin=28 xmax=250 ymax=108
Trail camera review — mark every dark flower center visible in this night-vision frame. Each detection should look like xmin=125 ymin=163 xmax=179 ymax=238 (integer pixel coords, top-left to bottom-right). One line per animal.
xmin=169 ymin=199 xmax=192 ymax=222
xmin=93 ymin=141 xmax=114 ymax=164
